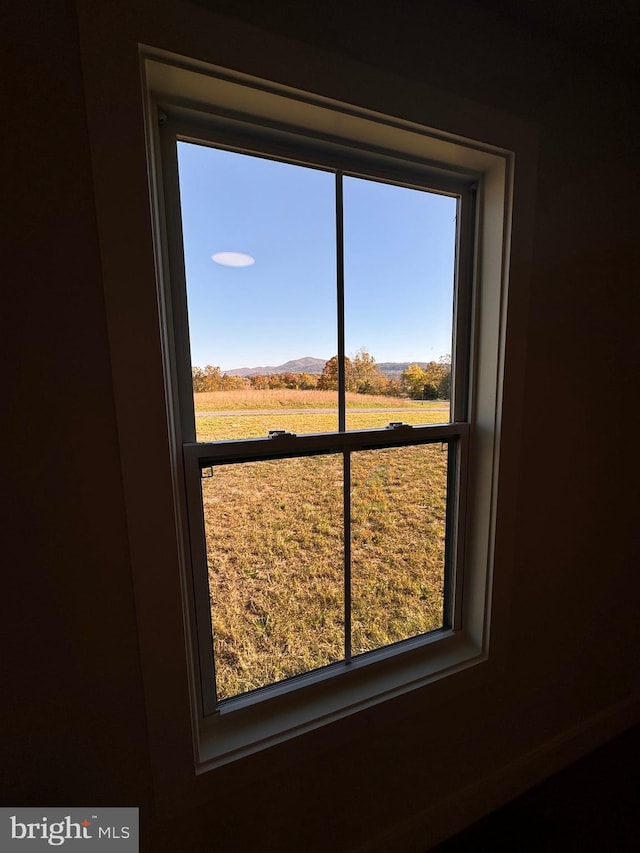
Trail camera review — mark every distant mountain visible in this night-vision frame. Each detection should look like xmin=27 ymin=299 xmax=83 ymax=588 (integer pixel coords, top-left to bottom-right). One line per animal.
xmin=225 ymin=356 xmax=326 ymax=376
xmin=225 ymin=357 xmax=437 ymax=378
xmin=376 ymin=362 xmax=435 ymax=379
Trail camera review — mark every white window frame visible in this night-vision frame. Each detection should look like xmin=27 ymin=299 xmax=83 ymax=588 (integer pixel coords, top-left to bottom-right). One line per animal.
xmin=142 ymin=52 xmax=514 ymax=770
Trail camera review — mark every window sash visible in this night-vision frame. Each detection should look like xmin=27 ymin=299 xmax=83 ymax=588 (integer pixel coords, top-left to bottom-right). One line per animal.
xmin=184 ymin=424 xmax=468 ymax=715
xmin=158 ymin=116 xmax=476 ymax=445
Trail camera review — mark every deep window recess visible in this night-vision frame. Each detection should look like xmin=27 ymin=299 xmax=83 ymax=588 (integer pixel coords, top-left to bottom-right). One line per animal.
xmin=163 ymin=129 xmax=475 ymax=714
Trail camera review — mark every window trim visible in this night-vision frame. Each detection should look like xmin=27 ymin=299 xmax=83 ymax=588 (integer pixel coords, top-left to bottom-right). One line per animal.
xmin=143 ymin=52 xmax=514 ymax=770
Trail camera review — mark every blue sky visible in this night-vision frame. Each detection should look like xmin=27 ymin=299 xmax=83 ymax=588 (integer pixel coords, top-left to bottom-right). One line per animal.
xmin=177 ymin=141 xmax=456 ymax=372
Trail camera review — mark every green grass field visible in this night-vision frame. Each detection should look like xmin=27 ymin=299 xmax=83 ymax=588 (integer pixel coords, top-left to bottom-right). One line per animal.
xmin=195 ymin=390 xmax=450 ymax=701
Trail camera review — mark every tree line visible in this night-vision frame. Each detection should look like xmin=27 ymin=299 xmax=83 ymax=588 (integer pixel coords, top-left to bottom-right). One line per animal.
xmin=192 ymin=349 xmax=450 ymax=400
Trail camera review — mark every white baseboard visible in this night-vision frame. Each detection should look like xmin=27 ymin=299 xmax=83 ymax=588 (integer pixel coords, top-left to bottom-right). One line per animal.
xmin=356 ymin=695 xmax=639 ymax=853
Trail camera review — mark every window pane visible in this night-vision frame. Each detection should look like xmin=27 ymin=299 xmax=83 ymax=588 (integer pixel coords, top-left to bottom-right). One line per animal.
xmin=177 ymin=142 xmax=338 ymax=441
xmin=343 ymin=176 xmax=456 ymax=430
xmin=202 ymin=455 xmax=344 ymax=701
xmin=350 ymin=444 xmax=448 ymax=656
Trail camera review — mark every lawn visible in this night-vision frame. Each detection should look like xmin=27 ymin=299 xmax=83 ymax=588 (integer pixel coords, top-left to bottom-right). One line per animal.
xmin=194 ymin=390 xmax=449 ymax=442
xmin=194 ymin=388 xmax=432 ymax=412
xmin=196 ymin=390 xmax=450 ymax=701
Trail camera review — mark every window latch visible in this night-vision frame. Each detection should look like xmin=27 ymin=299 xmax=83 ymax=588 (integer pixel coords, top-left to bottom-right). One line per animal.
xmin=268 ymin=430 xmax=297 ymax=438
xmin=386 ymin=421 xmax=412 ymax=430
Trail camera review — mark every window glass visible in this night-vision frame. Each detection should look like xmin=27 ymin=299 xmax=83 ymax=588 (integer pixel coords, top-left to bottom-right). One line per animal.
xmin=350 ymin=443 xmax=449 ymax=656
xmin=177 ymin=142 xmax=337 ymax=441
xmin=202 ymin=455 xmax=344 ymax=701
xmin=343 ymin=176 xmax=456 ymax=429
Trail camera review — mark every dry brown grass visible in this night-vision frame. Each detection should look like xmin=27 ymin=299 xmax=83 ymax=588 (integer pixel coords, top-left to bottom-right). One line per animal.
xmin=195 ymin=408 xmax=449 ymax=442
xmin=194 ymin=388 xmax=433 ymax=411
xmin=200 ymin=402 xmax=449 ymax=701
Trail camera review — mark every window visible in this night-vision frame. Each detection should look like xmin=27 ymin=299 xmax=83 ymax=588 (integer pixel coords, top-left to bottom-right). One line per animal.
xmin=144 ymin=55 xmax=512 ymax=767
xmin=174 ymin=139 xmax=471 ymax=711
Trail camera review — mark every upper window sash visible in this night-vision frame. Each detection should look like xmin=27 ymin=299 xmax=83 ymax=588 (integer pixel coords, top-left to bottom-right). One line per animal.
xmin=157 ymin=115 xmax=476 ymax=446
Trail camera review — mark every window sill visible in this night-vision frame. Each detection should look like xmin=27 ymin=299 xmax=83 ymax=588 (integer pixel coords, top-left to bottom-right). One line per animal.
xmin=197 ymin=629 xmax=485 ymax=770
